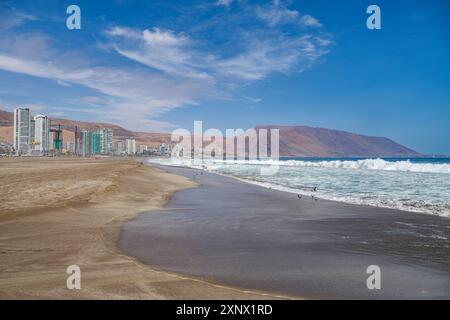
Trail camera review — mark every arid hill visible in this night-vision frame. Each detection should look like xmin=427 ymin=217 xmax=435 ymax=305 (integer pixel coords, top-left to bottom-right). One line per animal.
xmin=256 ymin=125 xmax=419 ymax=157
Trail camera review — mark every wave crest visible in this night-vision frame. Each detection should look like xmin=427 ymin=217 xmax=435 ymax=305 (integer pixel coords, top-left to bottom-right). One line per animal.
xmin=213 ymin=158 xmax=450 ymax=174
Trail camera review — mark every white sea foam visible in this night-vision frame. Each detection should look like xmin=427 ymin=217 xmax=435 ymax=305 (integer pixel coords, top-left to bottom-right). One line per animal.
xmin=146 ymin=157 xmax=450 ymax=217
xmin=188 ymin=158 xmax=450 ymax=174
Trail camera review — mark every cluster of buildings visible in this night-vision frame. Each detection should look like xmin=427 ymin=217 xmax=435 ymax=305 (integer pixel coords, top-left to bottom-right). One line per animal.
xmin=13 ymin=107 xmax=53 ymax=155
xmin=74 ymin=127 xmax=114 ymax=156
xmin=6 ymin=107 xmax=170 ymax=157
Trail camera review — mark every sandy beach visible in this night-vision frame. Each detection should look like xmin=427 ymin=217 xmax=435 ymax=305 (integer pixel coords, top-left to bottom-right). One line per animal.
xmin=0 ymin=157 xmax=276 ymax=299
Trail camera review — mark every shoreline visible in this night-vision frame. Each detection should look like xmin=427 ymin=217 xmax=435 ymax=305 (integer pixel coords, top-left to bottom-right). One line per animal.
xmin=0 ymin=157 xmax=281 ymax=299
xmin=119 ymin=164 xmax=450 ymax=299
xmin=147 ymin=160 xmax=449 ymax=218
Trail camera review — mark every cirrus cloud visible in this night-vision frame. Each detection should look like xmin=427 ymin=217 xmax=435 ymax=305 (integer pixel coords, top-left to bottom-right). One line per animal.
xmin=0 ymin=0 xmax=332 ymax=131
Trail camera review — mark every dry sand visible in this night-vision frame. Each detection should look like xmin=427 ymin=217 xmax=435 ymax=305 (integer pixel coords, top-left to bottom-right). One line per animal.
xmin=0 ymin=157 xmax=277 ymax=299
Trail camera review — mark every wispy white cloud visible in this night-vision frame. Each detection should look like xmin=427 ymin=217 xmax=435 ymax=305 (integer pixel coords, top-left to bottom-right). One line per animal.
xmin=57 ymin=80 xmax=72 ymax=87
xmin=0 ymin=50 xmax=213 ymax=130
xmin=245 ymin=97 xmax=262 ymax=103
xmin=80 ymin=96 xmax=111 ymax=106
xmin=108 ymin=16 xmax=330 ymax=82
xmin=0 ymin=4 xmax=36 ymax=31
xmin=300 ymin=15 xmax=322 ymax=27
xmin=106 ymin=26 xmax=210 ymax=79
xmin=27 ymin=104 xmax=48 ymax=113
xmin=0 ymin=1 xmax=332 ymax=130
xmin=215 ymin=0 xmax=235 ymax=8
xmin=256 ymin=1 xmax=322 ymax=28
xmin=213 ymin=34 xmax=328 ymax=80
xmin=255 ymin=2 xmax=299 ymax=26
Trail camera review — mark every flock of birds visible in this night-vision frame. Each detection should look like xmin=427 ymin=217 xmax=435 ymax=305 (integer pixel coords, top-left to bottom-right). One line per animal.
xmin=297 ymin=185 xmax=319 ymax=201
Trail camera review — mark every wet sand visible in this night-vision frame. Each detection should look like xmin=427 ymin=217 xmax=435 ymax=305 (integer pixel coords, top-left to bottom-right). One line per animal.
xmin=119 ymin=165 xmax=450 ymax=299
xmin=0 ymin=158 xmax=274 ymax=299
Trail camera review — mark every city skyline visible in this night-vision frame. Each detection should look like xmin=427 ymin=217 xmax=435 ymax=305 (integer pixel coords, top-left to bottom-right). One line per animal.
xmin=9 ymin=107 xmax=165 ymax=156
xmin=0 ymin=1 xmax=449 ymax=154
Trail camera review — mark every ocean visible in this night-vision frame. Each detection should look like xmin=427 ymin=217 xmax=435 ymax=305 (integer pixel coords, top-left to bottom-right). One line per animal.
xmin=147 ymin=157 xmax=450 ymax=217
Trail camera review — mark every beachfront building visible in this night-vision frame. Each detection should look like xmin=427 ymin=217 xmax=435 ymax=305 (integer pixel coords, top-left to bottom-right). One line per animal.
xmin=99 ymin=128 xmax=113 ymax=155
xmin=13 ymin=107 xmax=31 ymax=154
xmin=63 ymin=141 xmax=75 ymax=154
xmin=81 ymin=130 xmax=92 ymax=156
xmin=113 ymin=141 xmax=125 ymax=155
xmin=30 ymin=118 xmax=35 ymax=145
xmin=81 ymin=130 xmax=101 ymax=156
xmin=126 ymin=139 xmax=136 ymax=155
xmin=138 ymin=144 xmax=147 ymax=154
xmin=33 ymin=114 xmax=50 ymax=153
xmin=79 ymin=128 xmax=113 ymax=156
xmin=91 ymin=131 xmax=101 ymax=154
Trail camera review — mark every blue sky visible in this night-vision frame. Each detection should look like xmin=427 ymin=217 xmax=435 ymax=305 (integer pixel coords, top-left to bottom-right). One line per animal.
xmin=0 ymin=0 xmax=449 ymax=154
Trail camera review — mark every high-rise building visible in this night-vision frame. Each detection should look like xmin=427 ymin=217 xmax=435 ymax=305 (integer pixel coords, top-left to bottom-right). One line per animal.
xmin=74 ymin=126 xmax=83 ymax=156
xmin=30 ymin=118 xmax=35 ymax=145
xmin=138 ymin=144 xmax=147 ymax=154
xmin=99 ymin=128 xmax=113 ymax=155
xmin=126 ymin=139 xmax=136 ymax=155
xmin=82 ymin=130 xmax=92 ymax=156
xmin=80 ymin=129 xmax=104 ymax=156
xmin=13 ymin=108 xmax=31 ymax=154
xmin=114 ymin=141 xmax=125 ymax=155
xmin=91 ymin=131 xmax=101 ymax=155
xmin=34 ymin=114 xmax=50 ymax=153
xmin=63 ymin=141 xmax=75 ymax=153
xmin=50 ymin=123 xmax=63 ymax=153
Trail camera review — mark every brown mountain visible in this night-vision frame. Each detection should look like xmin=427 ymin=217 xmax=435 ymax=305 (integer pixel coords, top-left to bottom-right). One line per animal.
xmin=0 ymin=109 xmax=420 ymax=156
xmin=0 ymin=109 xmax=13 ymax=126
xmin=256 ymin=125 xmax=420 ymax=157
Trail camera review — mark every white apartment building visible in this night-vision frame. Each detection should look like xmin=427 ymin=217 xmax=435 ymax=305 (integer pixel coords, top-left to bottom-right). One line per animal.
xmin=126 ymin=139 xmax=136 ymax=155
xmin=13 ymin=108 xmax=31 ymax=154
xmin=99 ymin=128 xmax=113 ymax=155
xmin=138 ymin=144 xmax=147 ymax=154
xmin=33 ymin=114 xmax=50 ymax=153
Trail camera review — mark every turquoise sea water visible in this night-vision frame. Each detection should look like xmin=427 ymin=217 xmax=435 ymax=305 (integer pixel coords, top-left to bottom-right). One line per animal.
xmin=148 ymin=157 xmax=450 ymax=217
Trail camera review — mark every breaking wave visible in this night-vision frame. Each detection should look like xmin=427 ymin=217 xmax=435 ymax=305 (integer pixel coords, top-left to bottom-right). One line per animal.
xmin=204 ymin=158 xmax=450 ymax=174
xmin=146 ymin=157 xmax=450 ymax=217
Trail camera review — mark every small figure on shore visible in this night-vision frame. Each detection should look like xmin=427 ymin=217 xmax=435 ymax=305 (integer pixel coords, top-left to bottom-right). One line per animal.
xmin=297 ymin=194 xmax=302 ymax=199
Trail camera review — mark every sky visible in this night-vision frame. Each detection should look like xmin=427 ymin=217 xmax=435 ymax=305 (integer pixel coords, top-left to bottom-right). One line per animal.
xmin=0 ymin=0 xmax=449 ymax=154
